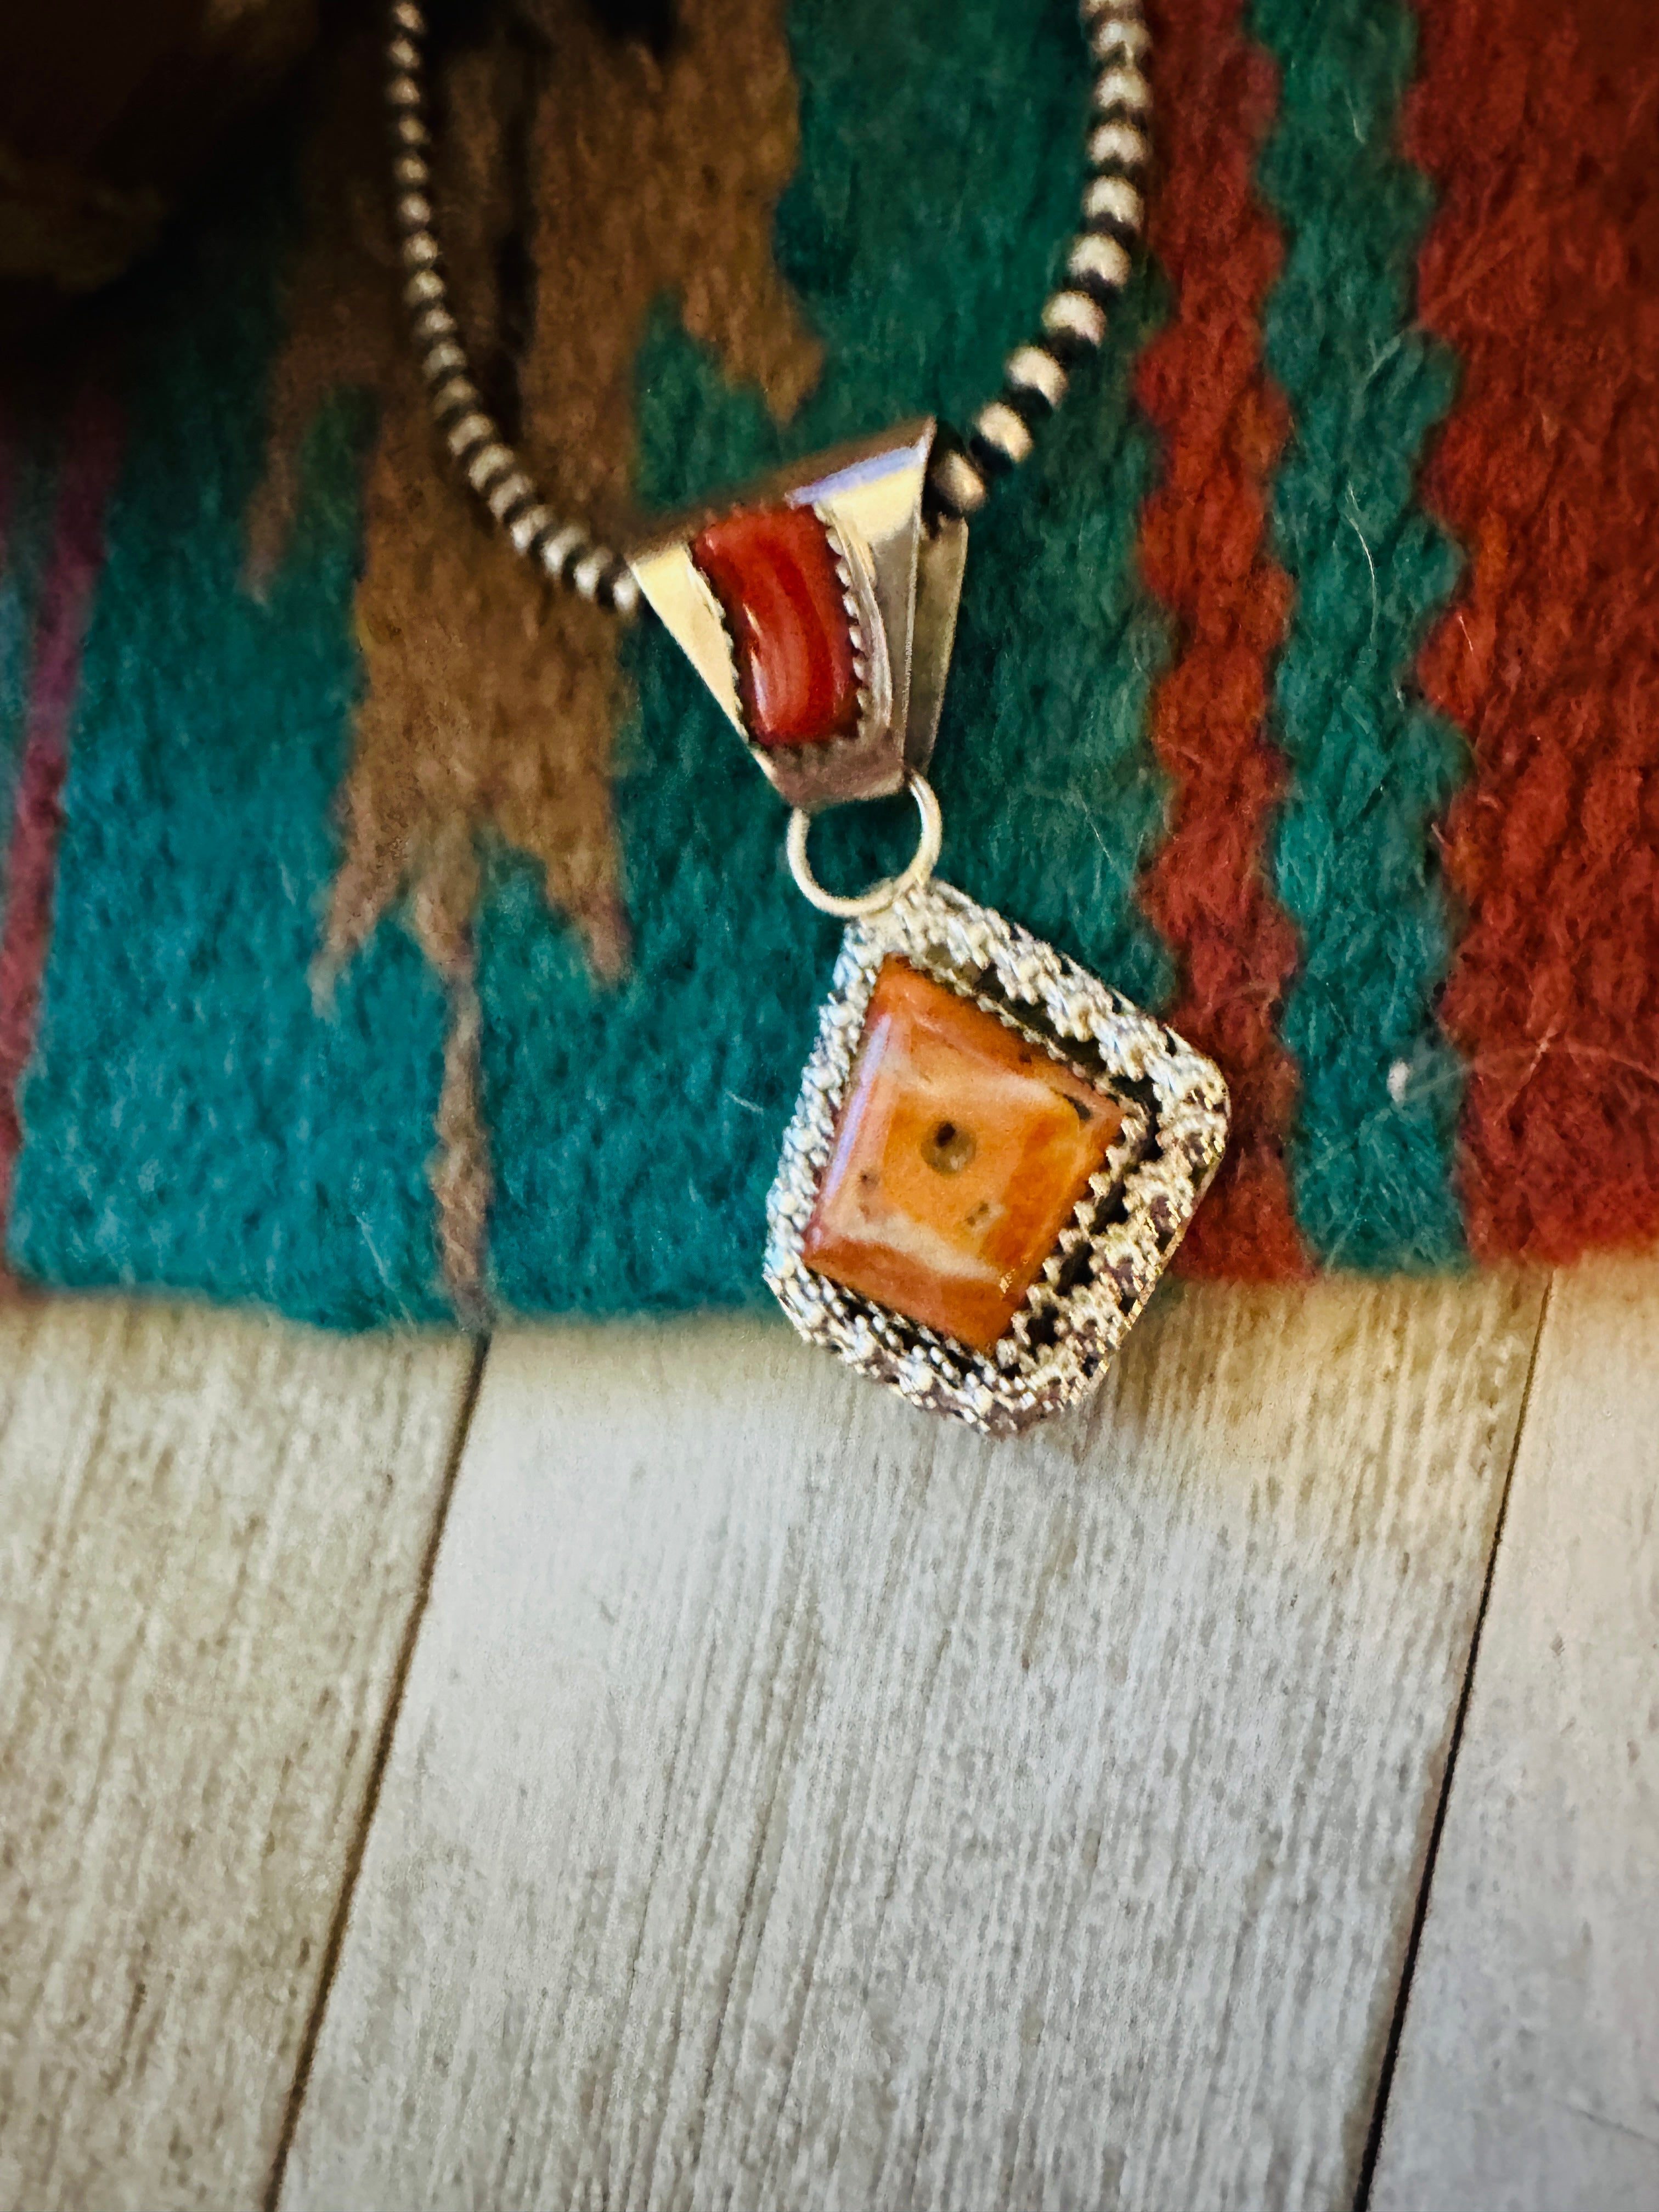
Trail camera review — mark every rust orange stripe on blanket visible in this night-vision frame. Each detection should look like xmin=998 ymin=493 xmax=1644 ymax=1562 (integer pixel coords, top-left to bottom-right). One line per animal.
xmin=1135 ymin=0 xmax=1310 ymax=1279
xmin=0 ymin=386 xmax=124 ymax=1271
xmin=1410 ymin=0 xmax=1659 ymax=1263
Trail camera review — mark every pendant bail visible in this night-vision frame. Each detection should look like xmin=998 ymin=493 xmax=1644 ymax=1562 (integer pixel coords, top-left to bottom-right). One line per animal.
xmin=786 ymin=771 xmax=943 ymax=918
xmin=626 ymin=421 xmax=968 ymax=811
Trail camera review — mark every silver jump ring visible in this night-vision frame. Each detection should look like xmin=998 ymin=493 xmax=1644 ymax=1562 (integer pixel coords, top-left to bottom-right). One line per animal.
xmin=787 ymin=772 xmax=944 ymax=919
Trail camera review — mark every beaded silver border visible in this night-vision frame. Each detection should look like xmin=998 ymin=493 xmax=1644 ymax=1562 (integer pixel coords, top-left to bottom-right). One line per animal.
xmin=764 ymin=878 xmax=1229 ymax=1435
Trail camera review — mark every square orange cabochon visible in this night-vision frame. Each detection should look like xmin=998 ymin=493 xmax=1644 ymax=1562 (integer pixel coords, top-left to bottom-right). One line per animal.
xmin=802 ymin=959 xmax=1124 ymax=1350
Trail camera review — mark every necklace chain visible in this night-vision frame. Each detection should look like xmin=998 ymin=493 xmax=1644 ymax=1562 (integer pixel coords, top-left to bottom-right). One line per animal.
xmin=383 ymin=0 xmax=1153 ymax=618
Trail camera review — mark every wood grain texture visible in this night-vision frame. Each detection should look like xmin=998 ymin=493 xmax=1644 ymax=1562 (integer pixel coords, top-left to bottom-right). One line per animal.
xmin=1372 ymin=1255 xmax=1659 ymax=2212
xmin=0 ymin=1299 xmax=476 ymax=2212
xmin=281 ymin=1274 xmax=1544 ymax=2212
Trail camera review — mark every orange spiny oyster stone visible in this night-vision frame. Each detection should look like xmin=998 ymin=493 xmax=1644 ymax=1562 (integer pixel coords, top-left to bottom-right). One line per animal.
xmin=803 ymin=959 xmax=1125 ymax=1351
xmin=692 ymin=504 xmax=861 ymax=747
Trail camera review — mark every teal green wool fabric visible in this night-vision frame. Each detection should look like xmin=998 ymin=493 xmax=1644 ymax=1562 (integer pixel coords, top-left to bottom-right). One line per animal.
xmin=1253 ymin=0 xmax=1468 ymax=1269
xmin=4 ymin=0 xmax=1553 ymax=1325
xmin=9 ymin=202 xmax=453 ymax=1323
xmin=13 ymin=0 xmax=1189 ymax=1324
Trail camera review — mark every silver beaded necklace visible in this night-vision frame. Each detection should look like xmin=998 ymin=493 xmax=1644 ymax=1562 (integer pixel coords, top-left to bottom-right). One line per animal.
xmin=384 ymin=0 xmax=1228 ymax=1434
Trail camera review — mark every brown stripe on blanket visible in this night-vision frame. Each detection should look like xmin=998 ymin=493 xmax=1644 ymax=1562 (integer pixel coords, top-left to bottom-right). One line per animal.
xmin=246 ymin=0 xmax=821 ymax=1316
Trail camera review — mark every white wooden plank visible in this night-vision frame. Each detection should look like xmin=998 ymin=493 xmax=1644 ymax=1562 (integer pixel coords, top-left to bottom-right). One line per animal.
xmin=0 ymin=1299 xmax=476 ymax=2212
xmin=281 ymin=1273 xmax=1543 ymax=2211
xmin=1372 ymin=1254 xmax=1659 ymax=2212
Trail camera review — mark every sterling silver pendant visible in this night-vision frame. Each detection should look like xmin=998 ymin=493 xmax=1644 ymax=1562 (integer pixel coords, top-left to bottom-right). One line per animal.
xmin=630 ymin=422 xmax=1228 ymax=1432
xmin=764 ymin=880 xmax=1228 ymax=1434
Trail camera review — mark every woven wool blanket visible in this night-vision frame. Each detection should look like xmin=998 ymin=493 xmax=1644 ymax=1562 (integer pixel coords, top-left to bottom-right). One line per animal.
xmin=0 ymin=0 xmax=1652 ymax=1328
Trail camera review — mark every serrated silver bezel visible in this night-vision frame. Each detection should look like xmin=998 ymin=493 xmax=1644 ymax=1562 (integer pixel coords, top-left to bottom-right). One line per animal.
xmin=764 ymin=878 xmax=1230 ymax=1435
xmin=701 ymin=503 xmax=899 ymax=810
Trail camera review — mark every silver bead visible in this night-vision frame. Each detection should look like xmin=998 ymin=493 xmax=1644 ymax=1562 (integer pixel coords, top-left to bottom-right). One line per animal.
xmin=572 ymin=550 xmax=608 ymax=601
xmin=1088 ymin=119 xmax=1150 ymax=171
xmin=403 ymin=269 xmax=445 ymax=308
xmin=928 ymin=447 xmax=989 ymax=516
xmin=396 ymin=191 xmax=433 ymax=231
xmin=400 ymin=231 xmax=440 ymax=270
xmin=445 ymin=411 xmax=494 ymax=459
xmin=428 ymin=375 xmax=479 ymax=419
xmin=411 ymin=303 xmax=457 ymax=344
xmin=1042 ymin=289 xmax=1108 ymax=348
xmin=392 ymin=153 xmax=430 ymax=190
xmin=974 ymin=400 xmax=1033 ymax=465
xmin=386 ymin=72 xmax=422 ymax=110
xmin=609 ymin=569 xmax=641 ymax=621
xmin=390 ymin=2 xmax=426 ymax=34
xmin=466 ymin=442 xmax=514 ymax=494
xmin=392 ymin=114 xmax=430 ymax=149
xmin=1068 ymin=232 xmax=1133 ymax=290
xmin=540 ymin=524 xmax=589 ymax=579
xmin=1092 ymin=64 xmax=1152 ymax=116
xmin=1089 ymin=13 xmax=1151 ymax=63
xmin=422 ymin=338 xmax=466 ymax=380
xmin=508 ymin=503 xmax=553 ymax=556
xmin=1081 ymin=0 xmax=1142 ymax=18
xmin=1005 ymin=345 xmax=1068 ymax=408
xmin=1083 ymin=174 xmax=1144 ymax=231
xmin=387 ymin=35 xmax=420 ymax=71
xmin=487 ymin=469 xmax=535 ymax=521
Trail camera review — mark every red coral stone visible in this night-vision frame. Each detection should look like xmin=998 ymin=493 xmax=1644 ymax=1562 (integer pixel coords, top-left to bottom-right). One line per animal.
xmin=692 ymin=504 xmax=861 ymax=748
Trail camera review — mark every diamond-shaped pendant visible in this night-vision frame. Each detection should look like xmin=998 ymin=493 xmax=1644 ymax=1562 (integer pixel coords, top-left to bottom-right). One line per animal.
xmin=765 ymin=881 xmax=1229 ymax=1434
xmin=628 ymin=423 xmax=1228 ymax=1431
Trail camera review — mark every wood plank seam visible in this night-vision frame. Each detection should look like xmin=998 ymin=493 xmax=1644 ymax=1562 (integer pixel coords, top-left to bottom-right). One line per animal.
xmin=0 ymin=1304 xmax=485 ymax=2210
xmin=1366 ymin=1252 xmax=1659 ymax=2209
xmin=261 ymin=1331 xmax=491 ymax=2212
xmin=274 ymin=1282 xmax=1547 ymax=2211
xmin=1352 ymin=1270 xmax=1556 ymax=2211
